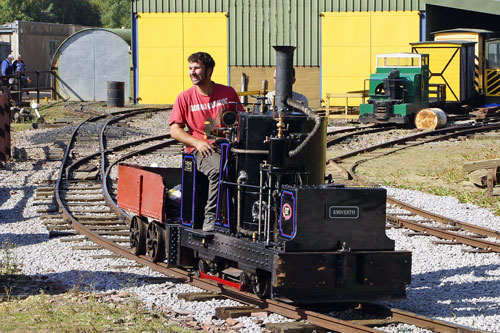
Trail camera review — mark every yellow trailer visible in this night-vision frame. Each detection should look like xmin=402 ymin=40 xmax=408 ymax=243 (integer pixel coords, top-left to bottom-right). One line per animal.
xmin=411 ymin=40 xmax=476 ymax=103
xmin=433 ymin=28 xmax=493 ymax=95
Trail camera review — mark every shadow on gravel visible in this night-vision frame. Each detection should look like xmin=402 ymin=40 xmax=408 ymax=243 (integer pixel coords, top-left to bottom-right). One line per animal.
xmin=401 ymin=264 xmax=500 ymax=316
xmin=0 ymin=184 xmax=36 ymax=224
xmin=0 ymin=159 xmax=53 ymax=225
xmin=1 ymin=269 xmax=182 ymax=300
xmin=0 ymin=233 xmax=48 ymax=247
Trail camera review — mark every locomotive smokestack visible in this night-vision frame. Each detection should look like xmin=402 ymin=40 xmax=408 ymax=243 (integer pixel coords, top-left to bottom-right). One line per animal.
xmin=273 ymin=45 xmax=295 ymax=113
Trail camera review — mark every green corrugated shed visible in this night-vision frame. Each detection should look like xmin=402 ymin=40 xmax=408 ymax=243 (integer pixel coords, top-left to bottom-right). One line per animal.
xmin=131 ymin=0 xmax=425 ymax=66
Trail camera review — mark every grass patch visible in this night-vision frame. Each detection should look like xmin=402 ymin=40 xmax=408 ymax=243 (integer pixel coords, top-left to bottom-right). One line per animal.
xmin=10 ymin=101 xmax=88 ymax=133
xmin=358 ymin=137 xmax=500 ymax=216
xmin=0 ymin=240 xmax=19 ymax=275
xmin=0 ymin=290 xmax=184 ymax=332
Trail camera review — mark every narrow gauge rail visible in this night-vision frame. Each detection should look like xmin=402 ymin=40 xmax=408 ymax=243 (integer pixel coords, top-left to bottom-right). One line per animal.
xmin=328 ymin=120 xmax=500 ymax=253
xmin=326 ymin=124 xmax=397 ymax=147
xmin=51 ymin=113 xmax=482 ymax=332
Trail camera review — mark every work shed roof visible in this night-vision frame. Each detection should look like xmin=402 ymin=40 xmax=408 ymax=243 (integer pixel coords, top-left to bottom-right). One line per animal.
xmin=425 ymin=0 xmax=500 ymax=16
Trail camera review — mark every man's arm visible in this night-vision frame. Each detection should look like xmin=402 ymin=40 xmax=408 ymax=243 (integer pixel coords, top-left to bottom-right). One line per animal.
xmin=170 ymin=123 xmax=215 ymax=157
xmin=1 ymin=61 xmax=6 ymax=76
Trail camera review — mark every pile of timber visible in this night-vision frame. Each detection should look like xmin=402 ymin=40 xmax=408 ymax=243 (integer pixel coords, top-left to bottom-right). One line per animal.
xmin=472 ymin=105 xmax=500 ymax=121
xmin=463 ymin=158 xmax=500 ymax=196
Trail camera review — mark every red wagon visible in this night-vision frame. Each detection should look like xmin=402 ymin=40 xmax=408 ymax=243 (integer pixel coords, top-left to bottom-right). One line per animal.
xmin=117 ymin=163 xmax=181 ymax=261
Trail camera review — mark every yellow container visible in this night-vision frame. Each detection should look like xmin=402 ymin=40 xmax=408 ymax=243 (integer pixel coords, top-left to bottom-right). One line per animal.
xmin=411 ymin=40 xmax=476 ymax=103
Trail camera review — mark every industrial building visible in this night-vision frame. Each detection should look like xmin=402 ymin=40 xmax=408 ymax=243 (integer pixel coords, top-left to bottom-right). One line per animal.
xmin=130 ymin=0 xmax=500 ymax=106
xmin=0 ymin=20 xmax=86 ymax=87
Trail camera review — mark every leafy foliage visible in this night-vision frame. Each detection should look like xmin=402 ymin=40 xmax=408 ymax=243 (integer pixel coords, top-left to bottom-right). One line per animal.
xmin=0 ymin=0 xmax=131 ymax=28
xmin=98 ymin=0 xmax=131 ymax=28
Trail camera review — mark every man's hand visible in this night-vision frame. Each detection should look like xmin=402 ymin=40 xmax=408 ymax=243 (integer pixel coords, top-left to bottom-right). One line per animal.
xmin=194 ymin=140 xmax=215 ymax=157
xmin=170 ymin=122 xmax=215 ymax=157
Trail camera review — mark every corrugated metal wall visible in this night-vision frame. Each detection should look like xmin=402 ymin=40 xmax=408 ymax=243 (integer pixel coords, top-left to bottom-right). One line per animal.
xmin=131 ymin=0 xmax=425 ymax=66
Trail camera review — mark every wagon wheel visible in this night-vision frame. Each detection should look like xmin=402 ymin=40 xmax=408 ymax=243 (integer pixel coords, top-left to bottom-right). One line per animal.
xmin=129 ymin=216 xmax=147 ymax=255
xmin=146 ymin=221 xmax=166 ymax=262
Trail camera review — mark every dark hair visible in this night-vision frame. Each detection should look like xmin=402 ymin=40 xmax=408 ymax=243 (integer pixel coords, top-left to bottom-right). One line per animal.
xmin=188 ymin=52 xmax=215 ymax=70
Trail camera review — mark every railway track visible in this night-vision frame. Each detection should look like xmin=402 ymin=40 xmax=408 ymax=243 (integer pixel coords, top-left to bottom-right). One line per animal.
xmin=326 ymin=124 xmax=397 ymax=147
xmin=43 ymin=111 xmax=486 ymax=332
xmin=327 ymin=120 xmax=500 ymax=254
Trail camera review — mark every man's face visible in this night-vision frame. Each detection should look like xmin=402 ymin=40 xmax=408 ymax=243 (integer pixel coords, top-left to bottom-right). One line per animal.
xmin=189 ymin=61 xmax=212 ymax=85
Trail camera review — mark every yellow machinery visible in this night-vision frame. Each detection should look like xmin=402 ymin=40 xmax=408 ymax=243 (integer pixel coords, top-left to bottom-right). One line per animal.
xmin=433 ymin=28 xmax=492 ymax=94
xmin=430 ymin=28 xmax=500 ymax=98
xmin=411 ymin=40 xmax=476 ymax=104
xmin=485 ymin=39 xmax=500 ymax=97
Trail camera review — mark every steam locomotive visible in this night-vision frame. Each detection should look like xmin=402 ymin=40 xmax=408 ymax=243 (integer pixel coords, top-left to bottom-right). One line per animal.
xmin=117 ymin=46 xmax=411 ymax=303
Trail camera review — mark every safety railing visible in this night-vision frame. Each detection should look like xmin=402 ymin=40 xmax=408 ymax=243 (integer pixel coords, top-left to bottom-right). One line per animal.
xmin=1 ymin=70 xmax=57 ymax=104
xmin=321 ymin=91 xmax=367 ymax=120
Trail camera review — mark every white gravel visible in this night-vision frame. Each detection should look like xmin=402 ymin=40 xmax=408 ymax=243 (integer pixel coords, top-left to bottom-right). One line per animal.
xmin=382 ymin=187 xmax=500 ymax=332
xmin=1 ymin=122 xmax=499 ymax=332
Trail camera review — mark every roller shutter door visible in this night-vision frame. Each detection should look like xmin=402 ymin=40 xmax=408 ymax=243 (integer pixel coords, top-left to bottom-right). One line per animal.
xmin=321 ymin=12 xmax=420 ymax=105
xmin=137 ymin=12 xmax=228 ymax=104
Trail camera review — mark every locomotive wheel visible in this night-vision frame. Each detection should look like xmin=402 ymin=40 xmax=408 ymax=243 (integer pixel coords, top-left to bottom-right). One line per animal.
xmin=129 ymin=216 xmax=147 ymax=255
xmin=251 ymin=273 xmax=270 ymax=298
xmin=146 ymin=221 xmax=166 ymax=262
xmin=198 ymin=258 xmax=209 ymax=273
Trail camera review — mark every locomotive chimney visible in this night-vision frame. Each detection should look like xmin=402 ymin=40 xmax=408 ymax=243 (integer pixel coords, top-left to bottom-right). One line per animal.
xmin=273 ymin=45 xmax=295 ymax=113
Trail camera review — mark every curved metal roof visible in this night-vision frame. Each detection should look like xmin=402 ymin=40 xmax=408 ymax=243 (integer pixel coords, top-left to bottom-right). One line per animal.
xmin=51 ymin=28 xmax=131 ymax=68
xmin=52 ymin=28 xmax=131 ymax=101
xmin=432 ymin=28 xmax=495 ymax=35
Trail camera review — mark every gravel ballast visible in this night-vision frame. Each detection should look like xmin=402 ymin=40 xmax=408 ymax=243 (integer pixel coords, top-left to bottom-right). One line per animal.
xmin=1 ymin=120 xmax=499 ymax=332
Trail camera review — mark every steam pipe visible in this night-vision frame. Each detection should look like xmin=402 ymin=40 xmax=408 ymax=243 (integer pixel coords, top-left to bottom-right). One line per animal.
xmin=286 ymin=98 xmax=322 ymax=158
xmin=273 ymin=45 xmax=295 ymax=113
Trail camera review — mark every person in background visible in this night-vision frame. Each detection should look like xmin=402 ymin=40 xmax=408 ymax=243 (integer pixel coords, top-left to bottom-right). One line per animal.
xmin=1 ymin=54 xmax=14 ymax=86
xmin=13 ymin=55 xmax=25 ymax=73
xmin=13 ymin=55 xmax=29 ymax=98
xmin=169 ymin=52 xmax=243 ymax=232
xmin=265 ymin=68 xmax=309 ymax=107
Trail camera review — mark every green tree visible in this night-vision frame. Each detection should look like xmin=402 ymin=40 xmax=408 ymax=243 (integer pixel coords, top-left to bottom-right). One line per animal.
xmin=0 ymin=0 xmax=101 ymax=26
xmin=99 ymin=0 xmax=131 ymax=28
xmin=0 ymin=0 xmax=39 ymax=23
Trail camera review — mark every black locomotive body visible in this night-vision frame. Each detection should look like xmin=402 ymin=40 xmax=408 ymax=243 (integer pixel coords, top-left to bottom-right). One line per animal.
xmin=117 ymin=46 xmax=411 ymax=303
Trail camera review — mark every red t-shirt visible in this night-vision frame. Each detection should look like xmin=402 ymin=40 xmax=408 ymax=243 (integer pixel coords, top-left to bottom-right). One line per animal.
xmin=169 ymin=83 xmax=243 ymax=153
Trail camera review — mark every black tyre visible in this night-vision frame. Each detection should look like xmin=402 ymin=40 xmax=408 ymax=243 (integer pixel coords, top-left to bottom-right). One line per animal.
xmin=130 ymin=216 xmax=147 ymax=255
xmin=146 ymin=221 xmax=166 ymax=262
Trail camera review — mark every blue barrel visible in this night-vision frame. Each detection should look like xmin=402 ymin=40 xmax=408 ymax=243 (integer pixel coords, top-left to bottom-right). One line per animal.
xmin=107 ymin=81 xmax=125 ymax=107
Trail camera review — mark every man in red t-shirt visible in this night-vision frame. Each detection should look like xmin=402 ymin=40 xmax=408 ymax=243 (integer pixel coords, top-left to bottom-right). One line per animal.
xmin=169 ymin=52 xmax=242 ymax=232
